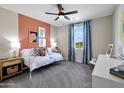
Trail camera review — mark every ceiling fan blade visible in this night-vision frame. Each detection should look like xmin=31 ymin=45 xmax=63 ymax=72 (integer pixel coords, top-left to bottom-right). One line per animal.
xmin=54 ymin=17 xmax=59 ymax=21
xmin=64 ymin=11 xmax=78 ymax=15
xmin=64 ymin=16 xmax=70 ymax=20
xmin=57 ymin=4 xmax=63 ymax=12
xmin=45 ymin=12 xmax=58 ymax=15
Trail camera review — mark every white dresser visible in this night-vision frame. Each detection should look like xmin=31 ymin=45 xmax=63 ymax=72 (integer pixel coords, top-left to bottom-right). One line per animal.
xmin=92 ymin=55 xmax=124 ymax=88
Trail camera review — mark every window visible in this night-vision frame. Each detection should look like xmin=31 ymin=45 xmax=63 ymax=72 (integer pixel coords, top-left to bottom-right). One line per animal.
xmin=74 ymin=23 xmax=83 ymax=48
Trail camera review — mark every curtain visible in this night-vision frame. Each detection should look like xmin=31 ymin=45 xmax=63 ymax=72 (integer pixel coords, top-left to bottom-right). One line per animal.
xmin=68 ymin=24 xmax=75 ymax=62
xmin=83 ymin=20 xmax=92 ymax=64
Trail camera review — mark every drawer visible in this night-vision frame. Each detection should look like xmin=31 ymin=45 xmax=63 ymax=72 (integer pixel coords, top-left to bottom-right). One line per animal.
xmin=3 ymin=60 xmax=21 ymax=67
xmin=7 ymin=65 xmax=18 ymax=75
xmin=2 ymin=64 xmax=21 ymax=76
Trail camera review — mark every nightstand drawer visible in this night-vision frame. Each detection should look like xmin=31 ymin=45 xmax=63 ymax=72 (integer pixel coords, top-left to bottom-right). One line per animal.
xmin=7 ymin=65 xmax=18 ymax=75
xmin=3 ymin=60 xmax=21 ymax=67
xmin=2 ymin=64 xmax=21 ymax=76
xmin=0 ymin=57 xmax=23 ymax=81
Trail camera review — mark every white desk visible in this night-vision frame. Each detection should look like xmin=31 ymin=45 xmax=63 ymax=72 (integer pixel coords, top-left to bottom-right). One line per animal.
xmin=92 ymin=55 xmax=124 ymax=88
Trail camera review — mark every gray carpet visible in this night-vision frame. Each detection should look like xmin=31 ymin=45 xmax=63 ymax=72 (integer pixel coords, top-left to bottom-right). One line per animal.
xmin=0 ymin=61 xmax=93 ymax=88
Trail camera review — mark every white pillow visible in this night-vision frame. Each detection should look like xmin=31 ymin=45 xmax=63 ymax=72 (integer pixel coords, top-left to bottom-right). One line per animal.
xmin=21 ymin=48 xmax=33 ymax=57
xmin=47 ymin=48 xmax=52 ymax=55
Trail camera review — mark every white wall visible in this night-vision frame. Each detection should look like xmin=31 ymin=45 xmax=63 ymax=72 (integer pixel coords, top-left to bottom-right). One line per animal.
xmin=57 ymin=26 xmax=69 ymax=60
xmin=113 ymin=5 xmax=124 ymax=57
xmin=0 ymin=7 xmax=18 ymax=59
xmin=57 ymin=25 xmax=83 ymax=62
xmin=91 ymin=15 xmax=113 ymax=58
xmin=57 ymin=15 xmax=113 ymax=61
xmin=50 ymin=25 xmax=58 ymax=44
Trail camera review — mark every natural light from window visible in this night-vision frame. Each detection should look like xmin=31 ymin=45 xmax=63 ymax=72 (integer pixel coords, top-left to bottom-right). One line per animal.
xmin=74 ymin=23 xmax=83 ymax=49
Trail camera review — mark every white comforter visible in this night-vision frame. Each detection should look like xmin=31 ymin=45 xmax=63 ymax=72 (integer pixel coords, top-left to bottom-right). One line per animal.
xmin=23 ymin=53 xmax=63 ymax=71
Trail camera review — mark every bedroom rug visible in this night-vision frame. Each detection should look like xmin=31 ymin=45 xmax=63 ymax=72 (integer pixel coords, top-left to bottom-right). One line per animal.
xmin=0 ymin=61 xmax=93 ymax=88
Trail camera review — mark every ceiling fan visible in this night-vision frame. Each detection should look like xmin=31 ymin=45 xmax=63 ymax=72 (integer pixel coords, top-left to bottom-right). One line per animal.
xmin=45 ymin=4 xmax=78 ymax=21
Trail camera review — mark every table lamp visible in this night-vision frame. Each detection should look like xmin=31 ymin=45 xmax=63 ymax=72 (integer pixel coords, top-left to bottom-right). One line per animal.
xmin=11 ymin=41 xmax=20 ymax=57
xmin=51 ymin=42 xmax=57 ymax=48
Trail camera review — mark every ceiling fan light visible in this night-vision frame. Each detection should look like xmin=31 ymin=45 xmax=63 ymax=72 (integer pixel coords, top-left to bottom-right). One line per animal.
xmin=59 ymin=15 xmax=64 ymax=19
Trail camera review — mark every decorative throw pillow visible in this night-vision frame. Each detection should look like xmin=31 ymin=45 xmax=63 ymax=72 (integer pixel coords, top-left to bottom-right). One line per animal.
xmin=33 ymin=48 xmax=41 ymax=56
xmin=21 ymin=48 xmax=33 ymax=57
xmin=39 ymin=47 xmax=46 ymax=56
xmin=47 ymin=48 xmax=52 ymax=55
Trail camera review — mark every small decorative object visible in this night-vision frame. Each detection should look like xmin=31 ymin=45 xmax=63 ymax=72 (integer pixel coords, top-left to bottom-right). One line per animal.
xmin=106 ymin=44 xmax=113 ymax=57
xmin=38 ymin=27 xmax=45 ymax=37
xmin=29 ymin=31 xmax=38 ymax=43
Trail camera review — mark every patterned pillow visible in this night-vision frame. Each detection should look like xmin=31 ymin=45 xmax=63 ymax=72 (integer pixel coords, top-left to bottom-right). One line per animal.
xmin=33 ymin=48 xmax=41 ymax=56
xmin=39 ymin=47 xmax=46 ymax=56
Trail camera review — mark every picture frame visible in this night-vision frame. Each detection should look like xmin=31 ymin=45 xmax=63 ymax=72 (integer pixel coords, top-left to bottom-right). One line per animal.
xmin=29 ymin=31 xmax=38 ymax=43
xmin=38 ymin=27 xmax=45 ymax=37
xmin=39 ymin=38 xmax=46 ymax=47
xmin=106 ymin=44 xmax=114 ymax=57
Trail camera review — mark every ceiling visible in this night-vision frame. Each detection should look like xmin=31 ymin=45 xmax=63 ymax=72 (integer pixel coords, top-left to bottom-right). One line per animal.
xmin=0 ymin=4 xmax=117 ymax=27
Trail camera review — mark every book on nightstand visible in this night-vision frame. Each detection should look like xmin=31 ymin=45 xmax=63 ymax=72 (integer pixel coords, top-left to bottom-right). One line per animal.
xmin=110 ymin=67 xmax=124 ymax=79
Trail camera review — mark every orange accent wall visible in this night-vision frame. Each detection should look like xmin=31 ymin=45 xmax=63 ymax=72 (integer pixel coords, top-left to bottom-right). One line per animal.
xmin=19 ymin=14 xmax=51 ymax=50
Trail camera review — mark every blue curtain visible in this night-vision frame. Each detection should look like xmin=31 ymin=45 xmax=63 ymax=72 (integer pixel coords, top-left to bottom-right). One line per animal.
xmin=68 ymin=24 xmax=75 ymax=62
xmin=83 ymin=20 xmax=92 ymax=64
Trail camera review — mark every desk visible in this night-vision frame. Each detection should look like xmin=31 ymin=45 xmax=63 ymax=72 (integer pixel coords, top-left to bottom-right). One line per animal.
xmin=92 ymin=55 xmax=124 ymax=88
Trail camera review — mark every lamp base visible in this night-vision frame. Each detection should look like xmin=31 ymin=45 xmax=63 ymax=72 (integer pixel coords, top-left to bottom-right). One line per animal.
xmin=10 ymin=49 xmax=19 ymax=58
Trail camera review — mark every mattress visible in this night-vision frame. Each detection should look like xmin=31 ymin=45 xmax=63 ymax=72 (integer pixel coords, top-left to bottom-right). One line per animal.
xmin=23 ymin=53 xmax=63 ymax=71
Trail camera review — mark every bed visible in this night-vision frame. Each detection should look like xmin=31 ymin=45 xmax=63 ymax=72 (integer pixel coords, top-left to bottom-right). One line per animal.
xmin=21 ymin=48 xmax=63 ymax=78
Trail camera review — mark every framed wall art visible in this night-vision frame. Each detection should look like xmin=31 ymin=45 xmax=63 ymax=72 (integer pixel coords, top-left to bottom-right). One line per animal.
xmin=29 ymin=31 xmax=38 ymax=43
xmin=106 ymin=44 xmax=114 ymax=57
xmin=38 ymin=27 xmax=45 ymax=37
xmin=38 ymin=27 xmax=46 ymax=47
xmin=39 ymin=38 xmax=46 ymax=47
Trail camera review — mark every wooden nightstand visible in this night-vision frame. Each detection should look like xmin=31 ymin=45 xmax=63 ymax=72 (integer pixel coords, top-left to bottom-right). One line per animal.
xmin=0 ymin=57 xmax=23 ymax=81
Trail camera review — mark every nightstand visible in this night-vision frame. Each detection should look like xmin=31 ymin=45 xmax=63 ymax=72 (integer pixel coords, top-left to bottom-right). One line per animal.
xmin=0 ymin=57 xmax=23 ymax=81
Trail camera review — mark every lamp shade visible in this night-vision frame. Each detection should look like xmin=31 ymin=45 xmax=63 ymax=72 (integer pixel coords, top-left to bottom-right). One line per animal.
xmin=11 ymin=41 xmax=20 ymax=49
xmin=51 ymin=42 xmax=57 ymax=48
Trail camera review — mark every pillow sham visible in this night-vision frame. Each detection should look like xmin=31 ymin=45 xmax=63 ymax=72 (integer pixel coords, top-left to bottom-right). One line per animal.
xmin=39 ymin=47 xmax=46 ymax=56
xmin=21 ymin=48 xmax=33 ymax=57
xmin=47 ymin=48 xmax=52 ymax=55
xmin=33 ymin=48 xmax=41 ymax=56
